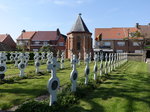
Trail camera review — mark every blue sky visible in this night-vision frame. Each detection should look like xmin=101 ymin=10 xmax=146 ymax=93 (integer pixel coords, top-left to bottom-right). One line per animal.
xmin=0 ymin=0 xmax=150 ymax=41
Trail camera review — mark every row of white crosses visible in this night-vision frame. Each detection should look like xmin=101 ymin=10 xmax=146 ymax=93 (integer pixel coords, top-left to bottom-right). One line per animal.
xmin=47 ymin=52 xmax=127 ymax=106
xmin=0 ymin=53 xmax=7 ymax=80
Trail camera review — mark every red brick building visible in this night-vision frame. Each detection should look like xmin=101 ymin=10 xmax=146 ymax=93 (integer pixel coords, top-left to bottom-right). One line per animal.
xmin=94 ymin=27 xmax=143 ymax=53
xmin=0 ymin=34 xmax=16 ymax=51
xmin=17 ymin=29 xmax=66 ymax=52
xmin=66 ymin=14 xmax=93 ymax=59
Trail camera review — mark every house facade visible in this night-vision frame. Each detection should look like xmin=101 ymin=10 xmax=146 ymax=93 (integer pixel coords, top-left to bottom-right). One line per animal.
xmin=136 ymin=23 xmax=150 ymax=58
xmin=17 ymin=29 xmax=66 ymax=52
xmin=65 ymin=14 xmax=93 ymax=59
xmin=94 ymin=27 xmax=143 ymax=53
xmin=0 ymin=34 xmax=16 ymax=51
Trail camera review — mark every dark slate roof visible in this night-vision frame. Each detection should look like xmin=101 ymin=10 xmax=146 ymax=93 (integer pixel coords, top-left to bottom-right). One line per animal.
xmin=70 ymin=14 xmax=90 ymax=33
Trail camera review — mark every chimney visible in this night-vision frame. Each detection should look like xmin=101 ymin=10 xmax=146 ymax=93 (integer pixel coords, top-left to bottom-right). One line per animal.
xmin=56 ymin=28 xmax=60 ymax=35
xmin=22 ymin=29 xmax=26 ymax=33
xmin=136 ymin=23 xmax=139 ymax=29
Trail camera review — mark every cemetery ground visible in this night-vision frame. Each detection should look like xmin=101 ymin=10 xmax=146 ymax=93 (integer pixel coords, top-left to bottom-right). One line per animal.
xmin=0 ymin=60 xmax=150 ymax=112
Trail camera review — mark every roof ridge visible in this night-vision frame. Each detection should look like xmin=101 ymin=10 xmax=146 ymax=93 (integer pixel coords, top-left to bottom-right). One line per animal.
xmin=70 ymin=14 xmax=90 ymax=33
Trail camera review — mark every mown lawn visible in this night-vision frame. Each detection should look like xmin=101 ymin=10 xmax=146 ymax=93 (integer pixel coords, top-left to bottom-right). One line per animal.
xmin=67 ymin=61 xmax=150 ymax=112
xmin=0 ymin=60 xmax=150 ymax=112
xmin=0 ymin=60 xmax=94 ymax=110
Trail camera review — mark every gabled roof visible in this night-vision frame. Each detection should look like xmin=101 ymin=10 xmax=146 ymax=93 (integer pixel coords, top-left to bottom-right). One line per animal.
xmin=95 ymin=27 xmax=138 ymax=40
xmin=0 ymin=34 xmax=8 ymax=42
xmin=31 ymin=31 xmax=59 ymax=41
xmin=69 ymin=14 xmax=90 ymax=33
xmin=17 ymin=31 xmax=36 ymax=40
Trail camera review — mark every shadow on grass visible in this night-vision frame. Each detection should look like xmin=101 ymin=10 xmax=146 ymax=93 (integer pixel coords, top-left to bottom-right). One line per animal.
xmin=66 ymin=67 xmax=150 ymax=112
xmin=67 ymin=100 xmax=104 ymax=112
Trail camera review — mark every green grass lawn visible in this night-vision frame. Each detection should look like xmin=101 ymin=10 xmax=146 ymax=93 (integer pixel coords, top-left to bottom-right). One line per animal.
xmin=67 ymin=61 xmax=150 ymax=112
xmin=0 ymin=60 xmax=94 ymax=110
xmin=0 ymin=60 xmax=150 ymax=112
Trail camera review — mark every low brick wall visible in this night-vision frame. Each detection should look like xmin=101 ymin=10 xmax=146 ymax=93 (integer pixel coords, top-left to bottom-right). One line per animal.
xmin=127 ymin=53 xmax=145 ymax=62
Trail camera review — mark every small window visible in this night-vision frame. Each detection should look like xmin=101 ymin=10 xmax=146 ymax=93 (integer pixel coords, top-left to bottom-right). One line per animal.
xmin=135 ymin=50 xmax=143 ymax=53
xmin=43 ymin=41 xmax=48 ymax=45
xmin=103 ymin=42 xmax=111 ymax=46
xmin=133 ymin=42 xmax=140 ymax=46
xmin=33 ymin=49 xmax=38 ymax=52
xmin=77 ymin=42 xmax=80 ymax=50
xmin=116 ymin=50 xmax=123 ymax=53
xmin=34 ymin=41 xmax=40 ymax=45
xmin=59 ymin=42 xmax=64 ymax=46
xmin=117 ymin=42 xmax=125 ymax=46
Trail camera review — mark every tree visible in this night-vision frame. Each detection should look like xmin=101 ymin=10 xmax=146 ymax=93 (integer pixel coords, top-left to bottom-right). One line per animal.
xmin=129 ymin=30 xmax=145 ymax=50
xmin=40 ymin=45 xmax=58 ymax=56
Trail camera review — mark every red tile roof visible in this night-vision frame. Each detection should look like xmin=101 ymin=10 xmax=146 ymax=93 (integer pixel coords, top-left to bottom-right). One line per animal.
xmin=31 ymin=31 xmax=59 ymax=41
xmin=95 ymin=27 xmax=138 ymax=40
xmin=17 ymin=31 xmax=36 ymax=40
xmin=0 ymin=34 xmax=8 ymax=42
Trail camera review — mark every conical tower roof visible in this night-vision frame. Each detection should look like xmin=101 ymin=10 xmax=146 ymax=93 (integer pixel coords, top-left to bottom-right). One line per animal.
xmin=69 ymin=13 xmax=90 ymax=33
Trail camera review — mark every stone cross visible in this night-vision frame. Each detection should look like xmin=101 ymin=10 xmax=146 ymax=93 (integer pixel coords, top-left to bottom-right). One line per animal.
xmin=93 ymin=53 xmax=98 ymax=81
xmin=34 ymin=53 xmax=40 ymax=73
xmin=41 ymin=52 xmax=46 ymax=63
xmin=0 ymin=53 xmax=7 ymax=80
xmin=14 ymin=52 xmax=19 ymax=67
xmin=104 ymin=53 xmax=108 ymax=75
xmin=60 ymin=52 xmax=65 ymax=69
xmin=113 ymin=53 xmax=117 ymax=70
xmin=99 ymin=53 xmax=103 ymax=76
xmin=47 ymin=53 xmax=52 ymax=72
xmin=89 ymin=52 xmax=91 ymax=63
xmin=70 ymin=55 xmax=78 ymax=92
xmin=24 ymin=52 xmax=30 ymax=66
xmin=108 ymin=53 xmax=111 ymax=73
xmin=78 ymin=52 xmax=81 ymax=65
xmin=84 ymin=54 xmax=90 ymax=85
xmin=18 ymin=53 xmax=26 ymax=77
xmin=111 ymin=53 xmax=114 ymax=71
xmin=47 ymin=57 xmax=60 ymax=106
xmin=56 ymin=51 xmax=60 ymax=61
xmin=70 ymin=52 xmax=73 ymax=67
xmin=10 ymin=52 xmax=14 ymax=61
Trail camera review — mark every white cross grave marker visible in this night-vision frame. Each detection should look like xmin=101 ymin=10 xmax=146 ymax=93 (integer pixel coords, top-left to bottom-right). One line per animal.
xmin=0 ymin=53 xmax=7 ymax=80
xmin=104 ymin=53 xmax=108 ymax=75
xmin=18 ymin=53 xmax=26 ymax=77
xmin=70 ymin=55 xmax=78 ymax=92
xmin=99 ymin=53 xmax=103 ymax=76
xmin=60 ymin=52 xmax=65 ymax=69
xmin=93 ymin=53 xmax=98 ymax=81
xmin=84 ymin=54 xmax=90 ymax=85
xmin=47 ymin=57 xmax=60 ymax=106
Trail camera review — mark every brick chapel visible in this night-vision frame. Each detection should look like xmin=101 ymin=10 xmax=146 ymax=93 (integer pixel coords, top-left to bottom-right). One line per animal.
xmin=65 ymin=14 xmax=93 ymax=59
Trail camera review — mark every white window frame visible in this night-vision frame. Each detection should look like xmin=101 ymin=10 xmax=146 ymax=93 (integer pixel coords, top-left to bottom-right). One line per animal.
xmin=116 ymin=50 xmax=123 ymax=53
xmin=59 ymin=42 xmax=64 ymax=46
xmin=33 ymin=49 xmax=38 ymax=52
xmin=133 ymin=42 xmax=140 ymax=46
xmin=135 ymin=50 xmax=143 ymax=53
xmin=103 ymin=42 xmax=111 ymax=46
xmin=117 ymin=42 xmax=125 ymax=46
